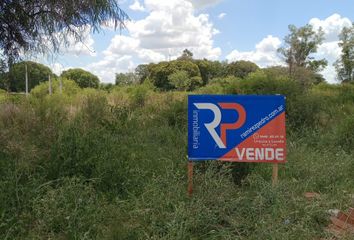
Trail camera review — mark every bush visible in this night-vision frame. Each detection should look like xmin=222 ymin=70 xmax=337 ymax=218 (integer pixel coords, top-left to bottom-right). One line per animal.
xmin=335 ymin=115 xmax=354 ymax=152
xmin=238 ymin=71 xmax=302 ymax=97
xmin=30 ymin=78 xmax=80 ymax=99
xmin=160 ymin=99 xmax=187 ymax=128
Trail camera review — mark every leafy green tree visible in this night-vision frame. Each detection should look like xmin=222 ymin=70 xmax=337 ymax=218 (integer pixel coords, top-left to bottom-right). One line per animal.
xmin=5 ymin=61 xmax=54 ymax=92
xmin=135 ymin=64 xmax=151 ymax=83
xmin=177 ymin=49 xmax=193 ymax=61
xmin=100 ymin=82 xmax=114 ymax=91
xmin=334 ymin=24 xmax=354 ymax=83
xmin=168 ymin=70 xmax=191 ymax=91
xmin=227 ymin=60 xmax=259 ymax=78
xmin=278 ymin=24 xmax=327 ymax=75
xmin=0 ymin=0 xmax=129 ymax=64
xmin=147 ymin=60 xmax=202 ymax=90
xmin=194 ymin=59 xmax=227 ymax=85
xmin=263 ymin=65 xmax=324 ymax=88
xmin=115 ymin=72 xmax=138 ymax=85
xmin=61 ymin=68 xmax=99 ymax=88
xmin=0 ymin=59 xmax=8 ymax=90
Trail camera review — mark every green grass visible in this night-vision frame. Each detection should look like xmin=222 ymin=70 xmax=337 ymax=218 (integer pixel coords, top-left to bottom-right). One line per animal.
xmin=0 ymin=81 xmax=354 ymax=239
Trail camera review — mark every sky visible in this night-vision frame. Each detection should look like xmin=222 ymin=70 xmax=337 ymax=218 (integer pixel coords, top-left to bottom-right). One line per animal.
xmin=36 ymin=0 xmax=354 ymax=83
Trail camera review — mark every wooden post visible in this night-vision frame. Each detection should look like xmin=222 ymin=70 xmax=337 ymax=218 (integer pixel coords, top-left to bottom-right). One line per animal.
xmin=25 ymin=64 xmax=28 ymax=97
xmin=272 ymin=163 xmax=278 ymax=187
xmin=188 ymin=161 xmax=193 ymax=197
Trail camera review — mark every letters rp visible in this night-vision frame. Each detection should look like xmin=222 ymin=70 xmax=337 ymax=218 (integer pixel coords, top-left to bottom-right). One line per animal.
xmin=194 ymin=103 xmax=246 ymax=149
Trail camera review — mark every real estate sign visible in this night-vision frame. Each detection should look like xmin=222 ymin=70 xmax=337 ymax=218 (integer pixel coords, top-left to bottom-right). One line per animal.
xmin=188 ymin=95 xmax=286 ymax=163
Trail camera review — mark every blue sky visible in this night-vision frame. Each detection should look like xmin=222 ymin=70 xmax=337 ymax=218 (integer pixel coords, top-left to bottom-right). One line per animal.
xmin=38 ymin=0 xmax=354 ymax=83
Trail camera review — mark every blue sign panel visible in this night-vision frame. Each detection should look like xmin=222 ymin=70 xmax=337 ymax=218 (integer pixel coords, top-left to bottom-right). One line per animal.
xmin=188 ymin=95 xmax=286 ymax=162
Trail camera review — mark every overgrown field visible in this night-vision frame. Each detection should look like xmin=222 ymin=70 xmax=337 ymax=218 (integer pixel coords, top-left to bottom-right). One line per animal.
xmin=1 ymin=73 xmax=354 ymax=239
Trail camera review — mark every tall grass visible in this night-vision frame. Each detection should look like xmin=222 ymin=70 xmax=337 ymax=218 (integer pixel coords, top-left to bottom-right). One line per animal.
xmin=0 ymin=79 xmax=353 ymax=239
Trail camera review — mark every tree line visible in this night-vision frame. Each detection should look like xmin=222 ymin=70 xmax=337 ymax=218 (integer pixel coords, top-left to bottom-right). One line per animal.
xmin=117 ymin=23 xmax=354 ymax=90
xmin=1 ymin=22 xmax=354 ymax=93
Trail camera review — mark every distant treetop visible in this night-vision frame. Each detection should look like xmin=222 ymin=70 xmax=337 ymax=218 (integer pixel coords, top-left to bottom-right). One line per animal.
xmin=61 ymin=68 xmax=100 ymax=89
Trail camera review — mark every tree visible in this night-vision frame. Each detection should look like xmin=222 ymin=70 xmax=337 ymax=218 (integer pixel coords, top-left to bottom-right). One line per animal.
xmin=115 ymin=72 xmax=138 ymax=85
xmin=334 ymin=24 xmax=354 ymax=83
xmin=263 ymin=65 xmax=324 ymax=89
xmin=61 ymin=68 xmax=99 ymax=88
xmin=227 ymin=60 xmax=259 ymax=78
xmin=0 ymin=0 xmax=129 ymax=64
xmin=146 ymin=60 xmax=202 ymax=90
xmin=194 ymin=59 xmax=227 ymax=85
xmin=168 ymin=70 xmax=191 ymax=91
xmin=177 ymin=49 xmax=193 ymax=61
xmin=4 ymin=61 xmax=54 ymax=92
xmin=278 ymin=24 xmax=327 ymax=75
xmin=135 ymin=64 xmax=151 ymax=83
xmin=0 ymin=59 xmax=8 ymax=90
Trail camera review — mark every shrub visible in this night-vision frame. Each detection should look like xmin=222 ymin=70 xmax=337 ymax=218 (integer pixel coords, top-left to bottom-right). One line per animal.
xmin=30 ymin=78 xmax=80 ymax=98
xmin=335 ymin=115 xmax=354 ymax=152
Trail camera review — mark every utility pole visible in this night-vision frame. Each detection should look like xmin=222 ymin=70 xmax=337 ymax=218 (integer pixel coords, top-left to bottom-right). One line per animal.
xmin=25 ymin=63 xmax=29 ymax=97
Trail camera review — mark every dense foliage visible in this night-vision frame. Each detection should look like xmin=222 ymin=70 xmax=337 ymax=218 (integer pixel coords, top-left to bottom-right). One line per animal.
xmin=0 ymin=0 xmax=129 ymax=63
xmin=0 ymin=61 xmax=55 ymax=92
xmin=1 ymin=17 xmax=354 ymax=239
xmin=278 ymin=24 xmax=327 ymax=75
xmin=334 ymin=23 xmax=354 ymax=83
xmin=1 ymin=72 xmax=354 ymax=239
xmin=227 ymin=60 xmax=259 ymax=78
xmin=144 ymin=60 xmax=202 ymax=91
xmin=61 ymin=68 xmax=100 ymax=88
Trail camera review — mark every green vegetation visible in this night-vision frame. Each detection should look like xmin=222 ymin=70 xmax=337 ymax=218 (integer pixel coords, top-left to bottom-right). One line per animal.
xmin=0 ymin=0 xmax=128 ymax=63
xmin=278 ymin=24 xmax=327 ymax=76
xmin=0 ymin=61 xmax=55 ymax=92
xmin=61 ymin=68 xmax=100 ymax=89
xmin=1 ymin=70 xmax=354 ymax=239
xmin=1 ymin=16 xmax=354 ymax=239
xmin=334 ymin=23 xmax=354 ymax=83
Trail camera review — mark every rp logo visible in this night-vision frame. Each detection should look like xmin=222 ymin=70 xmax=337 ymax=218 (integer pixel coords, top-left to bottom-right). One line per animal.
xmin=194 ymin=103 xmax=246 ymax=148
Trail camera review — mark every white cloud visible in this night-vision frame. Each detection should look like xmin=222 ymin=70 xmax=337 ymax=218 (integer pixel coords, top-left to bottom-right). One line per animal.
xmin=218 ymin=13 xmax=226 ymax=19
xmin=315 ymin=41 xmax=341 ymax=63
xmin=137 ymin=48 xmax=165 ymax=62
xmin=40 ymin=25 xmax=96 ymax=57
xmin=128 ymin=0 xmax=221 ymax=59
xmin=50 ymin=63 xmax=65 ymax=76
xmin=309 ymin=13 xmax=352 ymax=42
xmin=88 ymin=0 xmax=221 ymax=82
xmin=188 ymin=0 xmax=224 ymax=9
xmin=103 ymin=35 xmax=140 ymax=55
xmin=129 ymin=0 xmax=145 ymax=11
xmin=87 ymin=55 xmax=135 ymax=83
xmin=60 ymin=26 xmax=96 ymax=57
xmin=309 ymin=14 xmax=352 ymax=83
xmin=226 ymin=35 xmax=283 ymax=67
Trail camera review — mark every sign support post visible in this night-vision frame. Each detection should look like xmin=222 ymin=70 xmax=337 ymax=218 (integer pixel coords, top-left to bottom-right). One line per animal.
xmin=188 ymin=161 xmax=193 ymax=197
xmin=272 ymin=163 xmax=278 ymax=187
